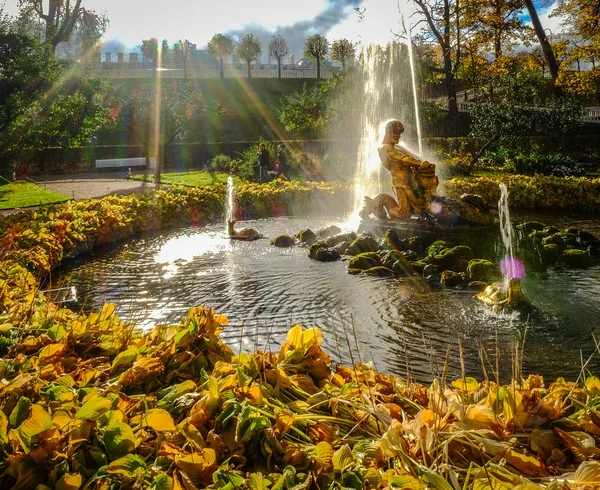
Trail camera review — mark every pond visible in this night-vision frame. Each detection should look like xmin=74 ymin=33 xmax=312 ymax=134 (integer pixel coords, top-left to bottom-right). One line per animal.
xmin=53 ymin=215 xmax=600 ymax=384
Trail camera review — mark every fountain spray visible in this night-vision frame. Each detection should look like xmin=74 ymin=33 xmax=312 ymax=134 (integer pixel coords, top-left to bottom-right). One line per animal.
xmin=498 ymin=184 xmax=524 ymax=288
xmin=226 ymin=176 xmax=235 ymax=234
xmin=402 ymin=15 xmax=423 ymax=161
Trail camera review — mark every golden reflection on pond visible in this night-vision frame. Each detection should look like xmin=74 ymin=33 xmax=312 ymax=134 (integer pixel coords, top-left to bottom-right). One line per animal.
xmin=154 ymin=231 xmax=231 ymax=278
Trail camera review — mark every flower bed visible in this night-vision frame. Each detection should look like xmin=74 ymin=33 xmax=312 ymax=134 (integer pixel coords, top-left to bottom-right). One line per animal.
xmin=444 ymin=174 xmax=600 ymax=211
xmin=0 ymin=181 xmax=341 ymax=276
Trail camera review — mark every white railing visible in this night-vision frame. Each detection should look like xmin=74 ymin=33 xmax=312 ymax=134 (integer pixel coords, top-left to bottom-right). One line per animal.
xmin=584 ymin=107 xmax=600 ymax=122
xmin=97 ymin=67 xmax=338 ymax=80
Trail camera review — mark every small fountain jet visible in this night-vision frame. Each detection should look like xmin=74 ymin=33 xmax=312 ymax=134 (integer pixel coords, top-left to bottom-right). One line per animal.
xmin=225 ymin=176 xmax=262 ymax=241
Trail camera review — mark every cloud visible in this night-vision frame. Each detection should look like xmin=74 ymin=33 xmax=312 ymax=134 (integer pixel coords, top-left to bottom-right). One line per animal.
xmin=225 ymin=0 xmax=364 ymax=61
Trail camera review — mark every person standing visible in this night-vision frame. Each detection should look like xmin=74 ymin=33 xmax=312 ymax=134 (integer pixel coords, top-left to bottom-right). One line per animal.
xmin=275 ymin=144 xmax=288 ymax=179
xmin=258 ymin=143 xmax=270 ymax=183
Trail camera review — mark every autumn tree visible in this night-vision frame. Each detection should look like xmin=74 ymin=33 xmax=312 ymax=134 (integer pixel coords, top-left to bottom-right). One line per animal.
xmin=304 ymin=34 xmax=329 ymax=79
xmin=174 ymin=40 xmax=196 ymax=79
xmin=268 ymin=34 xmax=288 ymax=79
xmin=236 ymin=34 xmax=262 ymax=79
xmin=17 ymin=0 xmax=106 ymax=51
xmin=413 ymin=0 xmax=461 ymax=119
xmin=208 ymin=33 xmax=234 ymax=79
xmin=461 ymin=0 xmax=524 ymax=59
xmin=331 ymin=39 xmax=356 ymax=69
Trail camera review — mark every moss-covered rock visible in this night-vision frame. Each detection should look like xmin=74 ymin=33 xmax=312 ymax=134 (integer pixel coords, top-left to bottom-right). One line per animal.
xmin=427 ymin=240 xmax=449 ymax=256
xmin=382 ymin=250 xmax=413 ymax=276
xmin=422 ymin=264 xmax=440 ymax=277
xmin=347 ymin=234 xmax=379 ymax=255
xmin=363 ymin=266 xmax=395 ymax=277
xmin=308 ymin=240 xmax=341 ymax=261
xmin=385 ymin=229 xmax=407 ymax=251
xmin=297 ymin=228 xmax=317 ymax=244
xmin=333 ymin=241 xmax=352 ymax=255
xmin=314 ymin=248 xmax=341 ymax=262
xmin=542 ymin=244 xmax=560 ymax=264
xmin=451 ymin=259 xmax=471 ymax=273
xmin=269 ymin=234 xmax=295 ymax=248
xmin=440 ymin=270 xmax=462 ymax=288
xmin=431 ymin=246 xmax=475 ymax=269
xmin=543 ymin=226 xmax=560 ymax=235
xmin=412 ymin=259 xmax=430 ymax=273
xmin=519 ymin=248 xmax=546 ymax=273
xmin=401 ymin=250 xmax=418 ymax=262
xmin=408 ymin=236 xmax=428 ymax=253
xmin=348 ymin=252 xmax=382 ymax=270
xmin=326 ymin=232 xmax=357 ymax=248
xmin=426 ymin=274 xmax=441 ymax=289
xmin=468 ymin=281 xmax=488 ymax=292
xmin=542 ymin=233 xmax=566 ymax=251
xmin=517 ymin=222 xmax=545 ymax=233
xmin=562 ymin=249 xmax=592 ymax=268
xmin=318 ymin=225 xmax=342 ymax=238
xmin=467 ymin=259 xmax=500 ymax=282
xmin=382 ymin=250 xmax=406 ymax=268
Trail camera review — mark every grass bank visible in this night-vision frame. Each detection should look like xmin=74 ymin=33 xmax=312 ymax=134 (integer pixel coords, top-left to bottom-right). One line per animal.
xmin=0 ymin=181 xmax=70 ymax=209
xmin=130 ymin=171 xmax=240 ymax=187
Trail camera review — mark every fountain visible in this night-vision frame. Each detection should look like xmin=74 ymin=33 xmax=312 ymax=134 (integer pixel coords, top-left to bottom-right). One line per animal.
xmin=477 ymin=184 xmax=528 ymax=310
xmin=226 ymin=176 xmax=262 ymax=241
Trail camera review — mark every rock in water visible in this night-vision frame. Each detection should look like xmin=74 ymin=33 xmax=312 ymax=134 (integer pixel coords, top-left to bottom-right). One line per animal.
xmin=270 ymin=235 xmax=295 ymax=248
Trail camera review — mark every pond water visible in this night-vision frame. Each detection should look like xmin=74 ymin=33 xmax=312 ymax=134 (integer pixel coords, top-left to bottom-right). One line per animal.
xmin=53 ymin=215 xmax=600 ymax=384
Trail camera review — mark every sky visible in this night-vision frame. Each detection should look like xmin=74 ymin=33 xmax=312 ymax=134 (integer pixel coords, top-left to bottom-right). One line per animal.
xmin=3 ymin=0 xmax=566 ymax=60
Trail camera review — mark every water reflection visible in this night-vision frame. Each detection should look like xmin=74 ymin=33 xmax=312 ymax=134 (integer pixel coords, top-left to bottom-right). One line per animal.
xmin=54 ymin=216 xmax=600 ymax=383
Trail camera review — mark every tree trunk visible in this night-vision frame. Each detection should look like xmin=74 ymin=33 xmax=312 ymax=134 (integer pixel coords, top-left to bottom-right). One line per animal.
xmin=444 ymin=52 xmax=459 ymax=120
xmin=316 ymin=57 xmax=321 ymax=79
xmin=277 ymin=59 xmax=281 ymax=79
xmin=467 ymin=134 xmax=500 ymax=174
xmin=524 ymin=0 xmax=563 ymax=96
xmin=247 ymin=60 xmax=252 ymax=79
xmin=219 ymin=57 xmax=224 ymax=78
xmin=154 ymin=145 xmax=162 ymax=190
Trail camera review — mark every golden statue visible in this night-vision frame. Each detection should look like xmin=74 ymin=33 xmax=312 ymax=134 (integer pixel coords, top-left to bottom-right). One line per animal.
xmin=379 ymin=120 xmax=438 ymax=215
xmin=361 ymin=121 xmax=439 ymax=220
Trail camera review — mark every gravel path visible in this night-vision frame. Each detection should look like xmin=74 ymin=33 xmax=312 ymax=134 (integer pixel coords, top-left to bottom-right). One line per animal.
xmin=33 ymin=174 xmax=156 ymax=201
xmin=0 ymin=171 xmax=162 ymax=216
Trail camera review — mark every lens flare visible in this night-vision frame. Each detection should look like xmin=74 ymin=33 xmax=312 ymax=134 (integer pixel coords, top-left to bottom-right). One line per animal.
xmin=500 ymin=256 xmax=525 ymax=280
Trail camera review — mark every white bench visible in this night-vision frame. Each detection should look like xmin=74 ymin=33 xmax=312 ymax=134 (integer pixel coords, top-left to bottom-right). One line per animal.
xmin=95 ymin=157 xmax=155 ymax=169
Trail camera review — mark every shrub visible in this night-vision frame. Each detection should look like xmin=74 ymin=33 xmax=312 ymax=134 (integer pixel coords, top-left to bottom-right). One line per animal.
xmin=507 ymin=153 xmax=582 ymax=177
xmin=209 ymin=154 xmax=232 ymax=173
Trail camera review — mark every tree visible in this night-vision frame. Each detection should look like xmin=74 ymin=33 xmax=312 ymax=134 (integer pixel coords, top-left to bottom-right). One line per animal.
xmin=524 ymin=0 xmax=563 ymax=95
xmin=414 ymin=0 xmax=461 ymax=120
xmin=161 ymin=39 xmax=169 ymax=62
xmin=208 ymin=33 xmax=234 ymax=79
xmin=140 ymin=38 xmax=158 ymax=68
xmin=114 ymin=80 xmax=205 ymax=188
xmin=467 ymin=60 xmax=583 ymax=173
xmin=17 ymin=0 xmax=106 ymax=51
xmin=174 ymin=40 xmax=197 ymax=79
xmin=331 ymin=39 xmax=356 ymax=69
xmin=0 ymin=22 xmax=108 ymax=171
xmin=236 ymin=34 xmax=262 ymax=79
xmin=462 ymin=0 xmax=524 ymax=59
xmin=304 ymin=34 xmax=329 ymax=79
xmin=268 ymin=34 xmax=288 ymax=79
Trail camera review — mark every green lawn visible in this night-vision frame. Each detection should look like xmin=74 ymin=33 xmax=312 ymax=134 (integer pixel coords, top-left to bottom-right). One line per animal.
xmin=131 ymin=171 xmax=242 ymax=187
xmin=0 ymin=182 xmax=70 ymax=209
